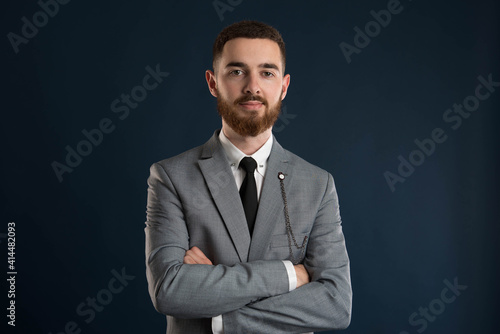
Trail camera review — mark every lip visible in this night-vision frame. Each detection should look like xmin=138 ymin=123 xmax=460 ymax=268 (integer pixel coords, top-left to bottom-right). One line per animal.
xmin=239 ymin=101 xmax=264 ymax=110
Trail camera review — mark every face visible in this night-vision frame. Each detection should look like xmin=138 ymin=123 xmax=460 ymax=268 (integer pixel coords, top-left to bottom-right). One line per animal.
xmin=206 ymin=38 xmax=290 ymax=137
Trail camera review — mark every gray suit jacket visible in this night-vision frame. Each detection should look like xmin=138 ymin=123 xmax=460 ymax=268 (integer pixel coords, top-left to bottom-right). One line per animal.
xmin=145 ymin=130 xmax=352 ymax=333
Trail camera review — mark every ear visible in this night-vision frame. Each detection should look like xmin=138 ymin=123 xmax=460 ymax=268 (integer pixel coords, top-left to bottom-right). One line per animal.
xmin=280 ymin=74 xmax=291 ymax=100
xmin=205 ymin=70 xmax=217 ymax=97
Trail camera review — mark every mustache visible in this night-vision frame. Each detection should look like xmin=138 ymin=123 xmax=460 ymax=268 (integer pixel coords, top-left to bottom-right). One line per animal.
xmin=234 ymin=95 xmax=268 ymax=105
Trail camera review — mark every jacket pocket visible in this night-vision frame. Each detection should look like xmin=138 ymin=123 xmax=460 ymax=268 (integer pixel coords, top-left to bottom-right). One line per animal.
xmin=269 ymin=233 xmax=309 ymax=263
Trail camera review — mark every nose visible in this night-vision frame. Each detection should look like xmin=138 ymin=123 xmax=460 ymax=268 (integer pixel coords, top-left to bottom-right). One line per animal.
xmin=242 ymin=72 xmax=261 ymax=95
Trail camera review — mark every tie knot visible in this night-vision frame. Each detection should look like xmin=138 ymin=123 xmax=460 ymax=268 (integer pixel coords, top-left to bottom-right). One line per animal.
xmin=239 ymin=157 xmax=257 ymax=174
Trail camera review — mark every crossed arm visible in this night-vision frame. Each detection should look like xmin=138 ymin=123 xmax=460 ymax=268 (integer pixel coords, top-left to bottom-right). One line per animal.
xmin=184 ymin=246 xmax=311 ymax=288
xmin=185 ymin=247 xmax=310 ymax=333
xmin=145 ymin=162 xmax=352 ymax=332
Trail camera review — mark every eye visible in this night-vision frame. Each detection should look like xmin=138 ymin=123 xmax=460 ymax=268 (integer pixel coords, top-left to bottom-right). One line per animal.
xmin=229 ymin=69 xmax=243 ymax=76
xmin=262 ymin=71 xmax=275 ymax=77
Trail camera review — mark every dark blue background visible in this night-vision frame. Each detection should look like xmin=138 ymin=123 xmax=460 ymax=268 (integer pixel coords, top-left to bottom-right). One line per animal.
xmin=2 ymin=0 xmax=499 ymax=333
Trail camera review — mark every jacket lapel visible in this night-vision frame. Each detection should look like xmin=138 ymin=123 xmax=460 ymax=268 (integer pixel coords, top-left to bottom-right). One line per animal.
xmin=198 ymin=131 xmax=250 ymax=262
xmin=248 ymin=137 xmax=291 ymax=262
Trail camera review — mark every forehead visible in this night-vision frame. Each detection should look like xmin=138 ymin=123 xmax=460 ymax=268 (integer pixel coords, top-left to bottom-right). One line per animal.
xmin=220 ymin=38 xmax=282 ymax=69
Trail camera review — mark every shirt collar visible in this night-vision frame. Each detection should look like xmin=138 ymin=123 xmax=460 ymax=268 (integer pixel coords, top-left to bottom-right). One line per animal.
xmin=219 ymin=129 xmax=273 ymax=177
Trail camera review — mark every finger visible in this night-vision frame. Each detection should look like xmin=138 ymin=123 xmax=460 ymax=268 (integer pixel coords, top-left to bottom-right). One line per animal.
xmin=183 ymin=254 xmax=196 ymax=264
xmin=189 ymin=246 xmax=209 ymax=259
xmin=185 ymin=248 xmax=213 ymax=265
xmin=188 ymin=247 xmax=213 ymax=265
xmin=184 ymin=250 xmax=203 ymax=264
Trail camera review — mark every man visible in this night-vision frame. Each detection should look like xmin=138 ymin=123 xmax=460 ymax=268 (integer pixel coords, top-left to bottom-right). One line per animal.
xmin=145 ymin=20 xmax=352 ymax=333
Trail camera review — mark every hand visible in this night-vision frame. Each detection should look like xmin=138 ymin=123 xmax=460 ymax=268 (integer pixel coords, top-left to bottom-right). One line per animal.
xmin=183 ymin=246 xmax=213 ymax=265
xmin=294 ymin=264 xmax=310 ymax=288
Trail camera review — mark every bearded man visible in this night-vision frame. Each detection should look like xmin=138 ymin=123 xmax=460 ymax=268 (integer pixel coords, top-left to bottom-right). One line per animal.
xmin=145 ymin=20 xmax=352 ymax=334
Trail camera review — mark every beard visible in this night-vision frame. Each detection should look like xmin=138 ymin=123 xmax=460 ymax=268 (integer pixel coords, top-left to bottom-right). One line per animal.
xmin=217 ymin=93 xmax=282 ymax=137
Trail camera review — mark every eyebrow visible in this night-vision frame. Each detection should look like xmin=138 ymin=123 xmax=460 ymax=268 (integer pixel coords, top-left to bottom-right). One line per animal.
xmin=260 ymin=63 xmax=279 ymax=70
xmin=225 ymin=62 xmax=280 ymax=71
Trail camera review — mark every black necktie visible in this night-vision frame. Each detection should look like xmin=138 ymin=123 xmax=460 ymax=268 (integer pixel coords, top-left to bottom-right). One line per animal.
xmin=239 ymin=157 xmax=258 ymax=236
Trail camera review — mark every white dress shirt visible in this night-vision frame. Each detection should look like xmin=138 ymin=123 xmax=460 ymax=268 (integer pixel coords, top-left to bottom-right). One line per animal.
xmin=211 ymin=130 xmax=297 ymax=334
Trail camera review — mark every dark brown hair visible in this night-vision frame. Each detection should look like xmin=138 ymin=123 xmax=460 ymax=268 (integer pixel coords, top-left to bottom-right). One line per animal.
xmin=212 ymin=20 xmax=286 ymax=73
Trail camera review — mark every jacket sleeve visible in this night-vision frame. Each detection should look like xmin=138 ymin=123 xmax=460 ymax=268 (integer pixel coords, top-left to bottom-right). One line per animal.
xmin=222 ymin=173 xmax=352 ymax=333
xmin=145 ymin=162 xmax=290 ymax=319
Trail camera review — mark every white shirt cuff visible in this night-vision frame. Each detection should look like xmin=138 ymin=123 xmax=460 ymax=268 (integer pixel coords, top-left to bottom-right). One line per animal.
xmin=212 ymin=314 xmax=223 ymax=334
xmin=282 ymin=260 xmax=297 ymax=291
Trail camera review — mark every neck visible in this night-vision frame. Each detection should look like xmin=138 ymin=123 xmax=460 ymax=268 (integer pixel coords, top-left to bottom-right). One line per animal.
xmin=222 ymin=121 xmax=272 ymax=155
